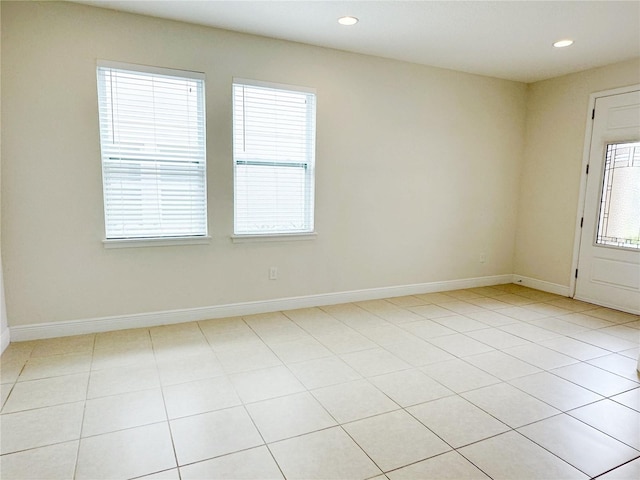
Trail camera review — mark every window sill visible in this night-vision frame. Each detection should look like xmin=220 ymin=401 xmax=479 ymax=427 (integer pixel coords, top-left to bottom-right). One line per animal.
xmin=103 ymin=236 xmax=211 ymax=249
xmin=231 ymin=232 xmax=318 ymax=244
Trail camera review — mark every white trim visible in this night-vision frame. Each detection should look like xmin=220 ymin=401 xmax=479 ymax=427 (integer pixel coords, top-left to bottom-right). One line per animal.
xmin=231 ymin=232 xmax=317 ymax=244
xmin=104 ymin=236 xmax=211 ymax=249
xmin=9 ymin=274 xmax=512 ymax=341
xmin=233 ymin=77 xmax=316 ymax=94
xmin=97 ymin=60 xmax=205 ymax=80
xmin=0 ymin=328 xmax=10 ymax=354
xmin=570 ymin=84 xmax=640 ymax=297
xmin=512 ymin=275 xmax=570 ymax=297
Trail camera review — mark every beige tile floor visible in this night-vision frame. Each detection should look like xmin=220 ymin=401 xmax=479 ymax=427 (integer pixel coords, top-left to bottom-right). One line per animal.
xmin=1 ymin=284 xmax=639 ymax=479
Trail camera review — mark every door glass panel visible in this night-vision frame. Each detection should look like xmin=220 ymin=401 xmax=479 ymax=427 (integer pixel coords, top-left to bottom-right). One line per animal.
xmin=596 ymin=141 xmax=640 ymax=249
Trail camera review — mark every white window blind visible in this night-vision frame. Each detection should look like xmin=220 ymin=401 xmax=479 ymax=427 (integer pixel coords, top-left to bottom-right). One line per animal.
xmin=97 ymin=62 xmax=207 ymax=240
xmin=233 ymin=79 xmax=316 ymax=235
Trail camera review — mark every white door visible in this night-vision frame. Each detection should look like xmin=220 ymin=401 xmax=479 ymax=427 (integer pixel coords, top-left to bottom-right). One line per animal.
xmin=575 ymin=89 xmax=640 ymax=314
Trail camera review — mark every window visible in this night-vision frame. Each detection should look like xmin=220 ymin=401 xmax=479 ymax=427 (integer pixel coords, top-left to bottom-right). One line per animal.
xmin=232 ymin=79 xmax=316 ymax=236
xmin=96 ymin=62 xmax=207 ymax=241
xmin=596 ymin=141 xmax=640 ymax=250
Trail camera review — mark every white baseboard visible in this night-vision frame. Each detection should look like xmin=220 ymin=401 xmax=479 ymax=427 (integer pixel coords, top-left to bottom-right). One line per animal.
xmin=512 ymin=275 xmax=570 ymax=297
xmin=1 ymin=328 xmax=10 ymax=354
xmin=10 ymin=274 xmax=513 ymax=341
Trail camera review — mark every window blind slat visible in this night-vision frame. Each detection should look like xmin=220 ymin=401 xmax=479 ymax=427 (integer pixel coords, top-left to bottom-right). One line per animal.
xmin=232 ymin=81 xmax=316 ymax=235
xmin=97 ymin=64 xmax=207 ymax=240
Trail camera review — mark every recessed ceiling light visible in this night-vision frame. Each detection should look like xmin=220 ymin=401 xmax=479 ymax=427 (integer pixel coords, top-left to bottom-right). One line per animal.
xmin=553 ymin=39 xmax=574 ymax=48
xmin=338 ymin=16 xmax=359 ymax=26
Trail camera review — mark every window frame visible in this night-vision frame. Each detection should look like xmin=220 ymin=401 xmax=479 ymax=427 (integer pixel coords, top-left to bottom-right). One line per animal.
xmin=96 ymin=60 xmax=209 ymax=247
xmin=231 ymin=78 xmax=317 ymax=240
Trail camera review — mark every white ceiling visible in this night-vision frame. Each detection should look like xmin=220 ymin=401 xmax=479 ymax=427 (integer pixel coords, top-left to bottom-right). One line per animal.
xmin=75 ymin=1 xmax=640 ymax=83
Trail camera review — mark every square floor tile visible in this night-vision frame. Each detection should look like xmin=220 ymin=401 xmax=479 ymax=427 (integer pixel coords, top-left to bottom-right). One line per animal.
xmin=268 ymin=336 xmax=333 ymax=364
xmin=246 ymin=391 xmax=336 ymax=442
xmin=358 ymin=326 xmax=415 ymax=347
xmin=138 ymin=469 xmax=181 ymax=480
xmin=313 ymin=331 xmax=378 ymax=354
xmin=465 ymin=310 xmax=519 ymax=327
xmin=518 ymin=414 xmax=639 ymax=477
xmin=340 ymin=348 xmax=411 ymax=377
xmin=598 ymin=458 xmax=640 ymax=480
xmin=408 ymin=395 xmax=509 ymax=447
xmin=387 ymin=451 xmax=490 ymax=480
xmin=499 ymin=307 xmax=548 ymax=322
xmin=163 ymin=376 xmax=241 ymax=419
xmin=568 ymin=399 xmax=640 ymax=449
xmin=216 ymin=344 xmax=283 ymax=374
xmin=432 ymin=315 xmax=490 ymax=332
xmin=94 ymin=328 xmax=151 ymax=351
xmin=499 ymin=323 xmax=559 ymax=342
xmin=344 ymin=409 xmax=450 ymax=472
xmin=284 ymin=307 xmax=345 ymax=332
xmin=400 ymin=319 xmax=457 ymax=339
xmin=386 ymin=295 xmax=428 ymax=308
xmin=369 ymin=368 xmax=453 ymax=407
xmin=611 ymin=387 xmax=640 ymax=412
xmin=91 ymin=344 xmax=156 ymax=371
xmin=156 ymin=351 xmax=225 ymax=386
xmin=528 ymin=317 xmax=589 ymax=336
xmin=563 ymin=312 xmax=616 ymax=329
xmin=383 ymin=339 xmax=455 ymax=367
xmin=551 ymin=363 xmax=638 ymax=397
xmin=0 ymin=358 xmax=26 ymax=385
xmin=204 ymin=329 xmax=263 ymax=353
xmin=0 ymin=402 xmax=84 ymax=454
xmin=88 ymin=364 xmax=160 ymax=399
xmin=464 ymin=351 xmax=541 ymax=380
xmin=509 ymin=371 xmax=602 ymax=411
xmin=82 ymin=388 xmax=166 ymax=436
xmin=287 ymin=356 xmax=361 ymax=390
xmin=427 ymin=334 xmax=495 ymax=357
xmin=410 ymin=304 xmax=458 ymax=319
xmin=465 ymin=328 xmax=530 ymax=349
xmin=462 ymin=383 xmax=560 ymax=428
xmin=587 ymin=354 xmax=640 ymax=382
xmin=230 ymin=365 xmax=305 ymax=404
xmin=180 ymin=446 xmax=284 ymax=480
xmin=312 ymin=379 xmax=399 ymax=423
xmin=18 ymin=353 xmax=92 ymax=381
xmin=584 ymin=308 xmax=639 ymax=324
xmin=3 ymin=373 xmax=88 ymax=413
xmin=458 ymin=431 xmax=587 ymax=480
xmin=540 ymin=336 xmax=610 ymax=361
xmin=269 ymin=426 xmax=381 ymax=480
xmin=170 ymin=406 xmax=263 ymax=465
xmin=438 ymin=301 xmax=485 ymax=315
xmin=30 ymin=334 xmax=95 ymax=357
xmin=75 ymin=422 xmax=176 ymax=479
xmin=570 ymin=331 xmax=638 ymax=352
xmin=421 ymin=359 xmax=501 ymax=393
xmin=502 ymin=343 xmax=578 ymax=370
xmin=0 ymin=440 xmax=78 ymax=480
xmin=320 ymin=303 xmax=387 ymax=327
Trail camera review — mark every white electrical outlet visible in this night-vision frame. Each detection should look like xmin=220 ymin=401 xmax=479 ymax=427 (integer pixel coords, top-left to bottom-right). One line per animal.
xmin=269 ymin=267 xmax=278 ymax=280
xmin=479 ymin=253 xmax=486 ymax=263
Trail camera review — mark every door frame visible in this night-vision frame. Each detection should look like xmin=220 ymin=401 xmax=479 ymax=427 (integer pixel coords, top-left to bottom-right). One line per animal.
xmin=570 ymin=84 xmax=640 ymax=303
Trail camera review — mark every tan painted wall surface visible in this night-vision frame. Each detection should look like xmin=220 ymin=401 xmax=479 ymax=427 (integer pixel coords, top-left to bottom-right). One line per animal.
xmin=514 ymin=59 xmax=640 ymax=287
xmin=1 ymin=2 xmax=526 ymax=327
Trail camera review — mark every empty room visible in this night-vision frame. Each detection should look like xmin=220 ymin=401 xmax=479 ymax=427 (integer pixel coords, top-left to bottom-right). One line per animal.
xmin=1 ymin=1 xmax=639 ymax=479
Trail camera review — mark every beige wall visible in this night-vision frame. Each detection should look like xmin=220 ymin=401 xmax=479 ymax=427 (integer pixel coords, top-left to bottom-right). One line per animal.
xmin=1 ymin=2 xmax=526 ymax=327
xmin=514 ymin=59 xmax=640 ymax=287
